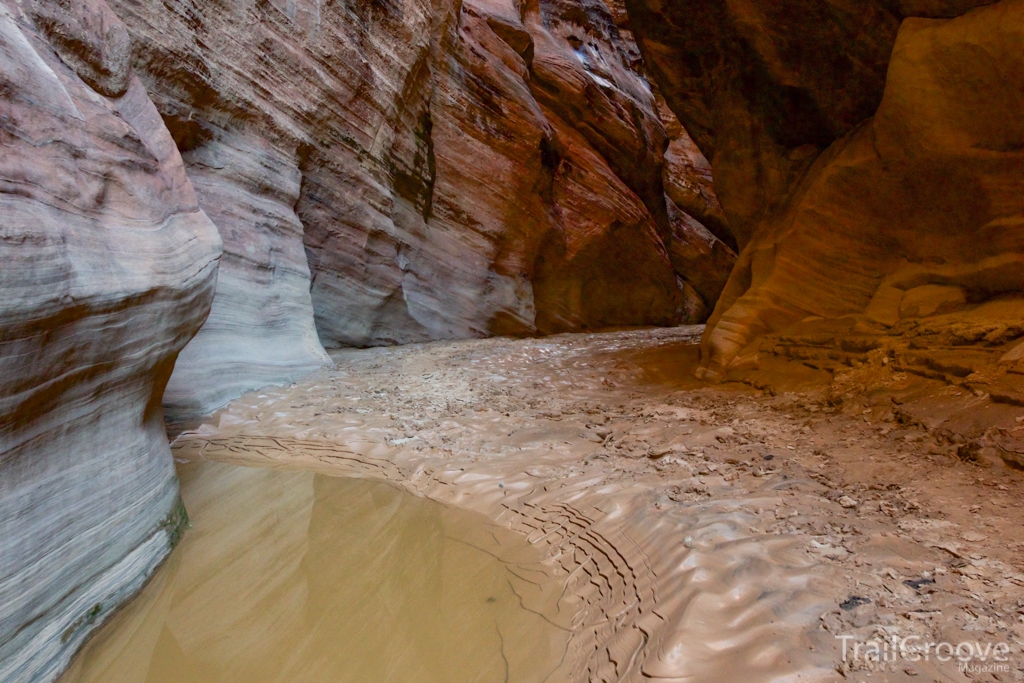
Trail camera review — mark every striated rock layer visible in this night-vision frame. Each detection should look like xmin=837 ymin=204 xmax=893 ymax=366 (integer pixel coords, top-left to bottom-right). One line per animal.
xmin=0 ymin=0 xmax=734 ymax=675
xmin=0 ymin=2 xmax=221 ymax=681
xmin=107 ymin=0 xmax=733 ymax=418
xmin=628 ymin=0 xmax=1024 ymax=424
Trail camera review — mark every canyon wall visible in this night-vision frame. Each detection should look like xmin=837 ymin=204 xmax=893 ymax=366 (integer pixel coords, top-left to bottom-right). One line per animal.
xmin=0 ymin=2 xmax=221 ymax=681
xmin=106 ymin=0 xmax=733 ymax=422
xmin=0 ymin=0 xmax=732 ymax=676
xmin=628 ymin=0 xmax=1024 ymax=433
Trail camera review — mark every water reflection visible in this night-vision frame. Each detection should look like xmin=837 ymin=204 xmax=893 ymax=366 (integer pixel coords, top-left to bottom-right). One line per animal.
xmin=61 ymin=461 xmax=568 ymax=683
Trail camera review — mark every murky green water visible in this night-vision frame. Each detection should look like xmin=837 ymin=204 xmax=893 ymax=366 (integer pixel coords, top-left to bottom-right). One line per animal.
xmin=60 ymin=461 xmax=569 ymax=683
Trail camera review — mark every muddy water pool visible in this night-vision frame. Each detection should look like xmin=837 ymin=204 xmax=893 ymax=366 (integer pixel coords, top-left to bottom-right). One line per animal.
xmin=60 ymin=460 xmax=570 ymax=683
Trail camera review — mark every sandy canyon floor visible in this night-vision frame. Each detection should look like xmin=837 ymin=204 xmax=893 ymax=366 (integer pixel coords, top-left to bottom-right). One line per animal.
xmin=171 ymin=327 xmax=1024 ymax=683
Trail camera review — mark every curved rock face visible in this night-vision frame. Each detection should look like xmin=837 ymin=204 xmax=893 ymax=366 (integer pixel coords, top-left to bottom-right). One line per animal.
xmin=104 ymin=0 xmax=337 ymax=422
xmin=626 ymin=0 xmax=994 ymax=249
xmin=628 ymin=0 xmax=1023 ymax=387
xmin=107 ymin=0 xmax=733 ymax=377
xmin=161 ymin=130 xmax=331 ymax=422
xmin=302 ymin=0 xmax=733 ymax=342
xmin=0 ymin=2 xmax=221 ymax=681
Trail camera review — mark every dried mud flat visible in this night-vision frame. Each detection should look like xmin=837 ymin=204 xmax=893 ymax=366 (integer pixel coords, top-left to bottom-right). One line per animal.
xmin=173 ymin=327 xmax=1024 ymax=683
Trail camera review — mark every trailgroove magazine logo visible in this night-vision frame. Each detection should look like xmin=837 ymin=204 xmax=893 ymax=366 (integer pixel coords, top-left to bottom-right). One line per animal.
xmin=837 ymin=634 xmax=1012 ymax=674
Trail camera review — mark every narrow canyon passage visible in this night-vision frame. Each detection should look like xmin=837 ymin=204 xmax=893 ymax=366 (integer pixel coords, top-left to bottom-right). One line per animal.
xmin=4 ymin=0 xmax=1024 ymax=681
xmin=72 ymin=328 xmax=1024 ymax=682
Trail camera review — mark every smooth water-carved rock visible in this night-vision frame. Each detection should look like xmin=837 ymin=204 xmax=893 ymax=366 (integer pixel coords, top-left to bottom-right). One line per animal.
xmin=24 ymin=0 xmax=133 ymax=97
xmin=163 ymin=131 xmax=330 ymax=422
xmin=0 ymin=2 xmax=221 ymax=680
xmin=701 ymin=1 xmax=1024 ymax=382
xmin=628 ymin=0 xmax=1021 ymax=385
xmin=105 ymin=0 xmax=339 ymax=422
xmin=627 ymin=0 xmax=995 ymax=249
xmin=109 ymin=0 xmax=732 ymax=371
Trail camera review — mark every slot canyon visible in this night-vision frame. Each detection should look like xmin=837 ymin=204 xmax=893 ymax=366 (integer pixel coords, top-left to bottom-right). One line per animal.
xmin=1 ymin=0 xmax=1023 ymax=680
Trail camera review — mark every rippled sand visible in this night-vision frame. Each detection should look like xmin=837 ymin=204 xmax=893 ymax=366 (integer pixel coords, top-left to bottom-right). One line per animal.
xmin=60 ymin=461 xmax=570 ymax=683
xmin=68 ymin=327 xmax=1024 ymax=683
xmin=160 ymin=328 xmax=845 ymax=682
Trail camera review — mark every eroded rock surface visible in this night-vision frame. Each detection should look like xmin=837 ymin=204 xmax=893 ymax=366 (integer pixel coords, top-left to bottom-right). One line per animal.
xmin=627 ymin=0 xmax=995 ymax=249
xmin=628 ymin=0 xmax=1023 ymax=423
xmin=0 ymin=2 xmax=221 ymax=680
xmin=107 ymin=0 xmax=733 ymax=408
xmin=105 ymin=0 xmax=341 ymax=421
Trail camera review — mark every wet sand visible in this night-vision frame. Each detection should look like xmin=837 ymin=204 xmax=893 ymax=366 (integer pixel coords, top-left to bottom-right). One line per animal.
xmin=108 ymin=327 xmax=1024 ymax=681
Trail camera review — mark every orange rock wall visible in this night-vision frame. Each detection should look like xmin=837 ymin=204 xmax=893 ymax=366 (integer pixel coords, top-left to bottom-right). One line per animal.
xmin=627 ymin=0 xmax=1023 ymax=392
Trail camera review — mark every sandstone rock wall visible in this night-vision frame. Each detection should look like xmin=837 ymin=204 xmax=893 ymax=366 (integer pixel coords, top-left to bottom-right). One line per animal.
xmin=627 ymin=0 xmax=1023 ymax=401
xmin=627 ymin=0 xmax=994 ymax=249
xmin=0 ymin=0 xmax=735 ymax=674
xmin=108 ymin=0 xmax=733 ymax=411
xmin=0 ymin=2 xmax=221 ymax=680
xmin=163 ymin=130 xmax=330 ymax=421
xmin=105 ymin=0 xmax=342 ymax=422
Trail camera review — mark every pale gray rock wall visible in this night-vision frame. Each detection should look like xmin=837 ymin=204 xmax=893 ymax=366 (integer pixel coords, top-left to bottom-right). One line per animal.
xmin=104 ymin=0 xmax=347 ymax=423
xmin=163 ymin=130 xmax=330 ymax=422
xmin=0 ymin=1 xmax=221 ymax=680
